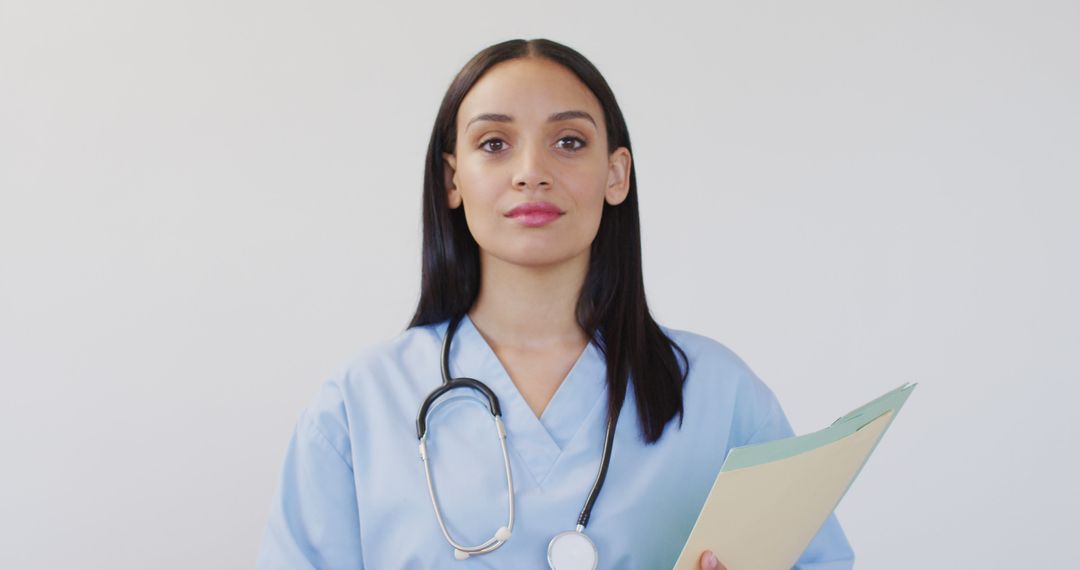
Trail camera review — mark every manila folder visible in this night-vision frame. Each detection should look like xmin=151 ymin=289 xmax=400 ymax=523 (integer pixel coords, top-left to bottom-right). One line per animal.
xmin=671 ymin=408 xmax=894 ymax=570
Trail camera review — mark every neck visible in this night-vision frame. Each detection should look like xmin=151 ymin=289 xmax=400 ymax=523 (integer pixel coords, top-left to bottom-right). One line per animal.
xmin=467 ymin=249 xmax=590 ymax=351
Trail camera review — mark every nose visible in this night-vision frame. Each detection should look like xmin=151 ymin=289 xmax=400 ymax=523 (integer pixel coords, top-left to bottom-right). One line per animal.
xmin=511 ymin=140 xmax=553 ymax=191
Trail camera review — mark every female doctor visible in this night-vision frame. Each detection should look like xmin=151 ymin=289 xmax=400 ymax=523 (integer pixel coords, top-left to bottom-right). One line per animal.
xmin=256 ymin=38 xmax=855 ymax=569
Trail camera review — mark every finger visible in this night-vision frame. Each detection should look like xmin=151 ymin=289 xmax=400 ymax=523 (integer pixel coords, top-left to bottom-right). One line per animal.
xmin=698 ymin=550 xmax=727 ymax=570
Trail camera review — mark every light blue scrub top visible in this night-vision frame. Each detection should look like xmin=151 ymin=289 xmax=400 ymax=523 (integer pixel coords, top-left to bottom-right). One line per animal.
xmin=257 ymin=314 xmax=855 ymax=569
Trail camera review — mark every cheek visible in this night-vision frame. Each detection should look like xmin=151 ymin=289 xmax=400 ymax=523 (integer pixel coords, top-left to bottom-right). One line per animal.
xmin=569 ymin=168 xmax=610 ymax=212
xmin=564 ymin=174 xmax=609 ymax=240
xmin=455 ymin=169 xmax=503 ymax=208
xmin=454 ymin=171 xmax=506 ymax=240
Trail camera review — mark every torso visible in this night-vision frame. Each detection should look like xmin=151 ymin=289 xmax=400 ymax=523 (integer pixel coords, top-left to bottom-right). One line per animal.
xmin=260 ymin=315 xmax=854 ymax=568
xmin=298 ymin=314 xmax=775 ymax=568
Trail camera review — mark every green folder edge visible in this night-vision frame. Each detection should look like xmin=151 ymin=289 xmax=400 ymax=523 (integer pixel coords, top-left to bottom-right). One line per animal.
xmin=721 ymin=381 xmax=916 ymax=473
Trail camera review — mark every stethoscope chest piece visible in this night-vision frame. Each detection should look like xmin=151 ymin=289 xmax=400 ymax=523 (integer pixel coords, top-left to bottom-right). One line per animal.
xmin=547 ymin=529 xmax=598 ymax=570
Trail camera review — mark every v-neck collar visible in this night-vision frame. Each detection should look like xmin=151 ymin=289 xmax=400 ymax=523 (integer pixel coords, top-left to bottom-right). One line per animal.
xmin=443 ymin=313 xmax=608 ymax=486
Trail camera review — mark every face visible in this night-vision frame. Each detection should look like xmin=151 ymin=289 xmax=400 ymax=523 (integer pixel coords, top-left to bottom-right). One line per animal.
xmin=442 ymin=57 xmax=632 ymax=269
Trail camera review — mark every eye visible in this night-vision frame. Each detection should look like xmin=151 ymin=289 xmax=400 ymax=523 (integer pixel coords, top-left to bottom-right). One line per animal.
xmin=557 ymin=136 xmax=587 ymax=152
xmin=479 ymin=137 xmax=507 ymax=153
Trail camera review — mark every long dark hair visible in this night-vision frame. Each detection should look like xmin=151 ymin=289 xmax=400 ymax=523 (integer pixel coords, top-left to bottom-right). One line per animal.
xmin=406 ymin=38 xmax=689 ymax=444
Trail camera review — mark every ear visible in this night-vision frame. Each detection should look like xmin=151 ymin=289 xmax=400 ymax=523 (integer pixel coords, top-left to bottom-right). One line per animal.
xmin=442 ymin=152 xmax=461 ymax=209
xmin=605 ymin=147 xmax=632 ymax=206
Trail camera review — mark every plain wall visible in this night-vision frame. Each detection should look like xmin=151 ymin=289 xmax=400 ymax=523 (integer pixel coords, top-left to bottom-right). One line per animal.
xmin=1 ymin=0 xmax=1077 ymax=567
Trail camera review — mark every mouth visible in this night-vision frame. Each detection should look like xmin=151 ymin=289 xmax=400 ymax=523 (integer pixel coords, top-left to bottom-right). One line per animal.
xmin=505 ymin=201 xmax=565 ymax=217
xmin=505 ymin=201 xmax=564 ymax=227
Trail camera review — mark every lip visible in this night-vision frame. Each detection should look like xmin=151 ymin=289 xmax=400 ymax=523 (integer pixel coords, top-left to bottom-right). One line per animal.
xmin=505 ymin=201 xmax=565 ymax=228
xmin=505 ymin=201 xmax=565 ymax=217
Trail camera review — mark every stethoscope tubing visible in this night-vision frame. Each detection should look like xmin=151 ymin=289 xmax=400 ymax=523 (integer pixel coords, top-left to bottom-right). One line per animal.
xmin=415 ymin=313 xmax=618 ymax=560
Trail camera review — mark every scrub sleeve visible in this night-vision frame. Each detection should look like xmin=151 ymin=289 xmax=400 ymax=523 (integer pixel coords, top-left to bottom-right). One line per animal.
xmin=256 ymin=402 xmax=365 ymax=570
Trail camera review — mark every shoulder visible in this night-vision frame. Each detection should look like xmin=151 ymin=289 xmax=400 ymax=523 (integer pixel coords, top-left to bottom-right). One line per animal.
xmin=657 ymin=323 xmax=769 ymax=394
xmin=657 ymin=324 xmax=753 ymax=378
xmin=656 ymin=323 xmax=783 ymax=440
xmin=298 ymin=320 xmax=447 ymax=459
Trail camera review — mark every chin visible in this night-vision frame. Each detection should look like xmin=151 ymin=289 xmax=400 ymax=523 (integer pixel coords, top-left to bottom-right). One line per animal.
xmin=493 ymin=245 xmax=589 ymax=269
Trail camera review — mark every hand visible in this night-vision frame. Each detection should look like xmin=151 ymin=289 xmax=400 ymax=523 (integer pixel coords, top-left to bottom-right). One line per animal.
xmin=699 ymin=550 xmax=727 ymax=570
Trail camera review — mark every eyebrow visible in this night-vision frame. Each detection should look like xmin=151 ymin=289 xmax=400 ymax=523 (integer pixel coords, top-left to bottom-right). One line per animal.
xmin=464 ymin=110 xmax=598 ymax=131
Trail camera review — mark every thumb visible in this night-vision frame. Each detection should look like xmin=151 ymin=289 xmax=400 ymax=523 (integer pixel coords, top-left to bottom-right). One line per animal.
xmin=699 ymin=550 xmax=727 ymax=570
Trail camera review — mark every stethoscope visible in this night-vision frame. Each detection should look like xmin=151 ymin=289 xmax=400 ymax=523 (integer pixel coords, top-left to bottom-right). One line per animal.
xmin=416 ymin=313 xmax=618 ymax=569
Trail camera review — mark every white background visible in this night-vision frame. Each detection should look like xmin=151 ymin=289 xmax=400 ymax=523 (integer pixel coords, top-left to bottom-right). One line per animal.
xmin=2 ymin=0 xmax=1077 ymax=568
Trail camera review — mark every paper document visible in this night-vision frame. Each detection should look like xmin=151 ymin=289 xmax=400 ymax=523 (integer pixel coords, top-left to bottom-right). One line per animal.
xmin=672 ymin=382 xmax=917 ymax=570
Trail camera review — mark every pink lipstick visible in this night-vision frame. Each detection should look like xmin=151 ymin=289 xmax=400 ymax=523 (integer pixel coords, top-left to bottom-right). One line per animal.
xmin=505 ymin=201 xmax=564 ymax=227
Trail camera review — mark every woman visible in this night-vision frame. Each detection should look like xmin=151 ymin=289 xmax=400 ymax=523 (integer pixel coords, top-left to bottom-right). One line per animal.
xmin=256 ymin=38 xmax=855 ymax=569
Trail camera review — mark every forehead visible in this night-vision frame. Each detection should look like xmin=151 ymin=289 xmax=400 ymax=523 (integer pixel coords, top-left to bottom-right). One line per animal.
xmin=457 ymin=58 xmax=603 ymax=128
